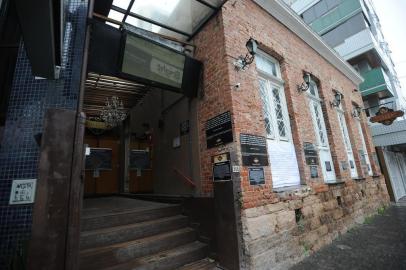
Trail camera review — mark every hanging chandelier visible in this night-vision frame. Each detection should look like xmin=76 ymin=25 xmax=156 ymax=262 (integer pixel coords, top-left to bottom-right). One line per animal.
xmin=100 ymin=96 xmax=127 ymax=128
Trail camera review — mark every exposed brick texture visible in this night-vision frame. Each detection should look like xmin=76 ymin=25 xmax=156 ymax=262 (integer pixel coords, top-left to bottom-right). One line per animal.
xmin=192 ymin=0 xmax=390 ymax=269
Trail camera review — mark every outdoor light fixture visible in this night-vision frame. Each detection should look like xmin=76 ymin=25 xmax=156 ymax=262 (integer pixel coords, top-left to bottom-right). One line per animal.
xmin=234 ymin=38 xmax=258 ymax=71
xmin=330 ymin=90 xmax=343 ymax=107
xmin=297 ymin=73 xmax=311 ymax=92
xmin=352 ymin=106 xmax=363 ymax=118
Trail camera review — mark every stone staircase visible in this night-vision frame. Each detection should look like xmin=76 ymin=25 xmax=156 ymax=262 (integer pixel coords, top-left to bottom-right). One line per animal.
xmin=79 ymin=198 xmax=216 ymax=270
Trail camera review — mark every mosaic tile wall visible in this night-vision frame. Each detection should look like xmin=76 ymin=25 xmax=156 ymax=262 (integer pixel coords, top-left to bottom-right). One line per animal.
xmin=0 ymin=0 xmax=88 ymax=267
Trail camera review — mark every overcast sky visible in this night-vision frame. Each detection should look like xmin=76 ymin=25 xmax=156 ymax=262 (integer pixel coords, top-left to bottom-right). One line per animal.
xmin=372 ymin=0 xmax=406 ymax=102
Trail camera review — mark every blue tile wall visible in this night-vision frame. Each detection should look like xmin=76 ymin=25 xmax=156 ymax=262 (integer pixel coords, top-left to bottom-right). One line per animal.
xmin=0 ymin=0 xmax=88 ymax=267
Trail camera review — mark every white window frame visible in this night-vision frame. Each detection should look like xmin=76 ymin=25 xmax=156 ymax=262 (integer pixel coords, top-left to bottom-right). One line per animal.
xmin=355 ymin=115 xmax=373 ymax=176
xmin=256 ymin=52 xmax=291 ymax=142
xmin=336 ymin=104 xmax=358 ymax=178
xmin=306 ymin=81 xmax=336 ymax=182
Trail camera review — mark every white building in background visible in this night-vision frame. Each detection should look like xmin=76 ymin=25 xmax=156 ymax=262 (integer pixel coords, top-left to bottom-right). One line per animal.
xmin=284 ymin=0 xmax=406 ymax=201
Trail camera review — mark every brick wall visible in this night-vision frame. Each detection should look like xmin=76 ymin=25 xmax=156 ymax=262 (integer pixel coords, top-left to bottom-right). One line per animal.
xmin=192 ymin=0 xmax=390 ymax=268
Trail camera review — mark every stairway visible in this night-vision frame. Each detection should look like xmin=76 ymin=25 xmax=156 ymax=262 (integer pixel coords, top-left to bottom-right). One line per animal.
xmin=79 ymin=197 xmax=216 ymax=270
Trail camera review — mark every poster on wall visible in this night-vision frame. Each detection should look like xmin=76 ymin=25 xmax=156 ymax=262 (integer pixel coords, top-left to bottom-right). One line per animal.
xmin=240 ymin=134 xmax=269 ymax=166
xmin=206 ymin=111 xmax=233 ymax=149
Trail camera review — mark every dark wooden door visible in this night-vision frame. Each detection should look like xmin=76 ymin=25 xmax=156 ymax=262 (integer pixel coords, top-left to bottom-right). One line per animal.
xmin=84 ymin=136 xmax=119 ymax=195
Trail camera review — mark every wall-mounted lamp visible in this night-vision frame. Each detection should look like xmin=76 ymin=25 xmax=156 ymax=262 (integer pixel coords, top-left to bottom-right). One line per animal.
xmin=297 ymin=73 xmax=311 ymax=92
xmin=330 ymin=90 xmax=343 ymax=108
xmin=234 ymin=38 xmax=258 ymax=71
xmin=352 ymin=106 xmax=363 ymax=118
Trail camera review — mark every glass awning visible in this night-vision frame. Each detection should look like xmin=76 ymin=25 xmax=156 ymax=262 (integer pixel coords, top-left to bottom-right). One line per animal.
xmin=106 ymin=0 xmax=226 ymax=41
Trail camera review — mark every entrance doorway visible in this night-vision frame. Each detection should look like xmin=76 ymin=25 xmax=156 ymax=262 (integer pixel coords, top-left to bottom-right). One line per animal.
xmin=82 ymin=72 xmax=200 ymax=197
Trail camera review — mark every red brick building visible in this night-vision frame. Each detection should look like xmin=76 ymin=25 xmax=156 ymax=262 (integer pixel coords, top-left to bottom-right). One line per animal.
xmin=192 ymin=0 xmax=389 ymax=268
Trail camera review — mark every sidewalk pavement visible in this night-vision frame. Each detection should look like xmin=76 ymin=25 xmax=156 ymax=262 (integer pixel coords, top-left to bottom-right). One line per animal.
xmin=290 ymin=197 xmax=406 ymax=270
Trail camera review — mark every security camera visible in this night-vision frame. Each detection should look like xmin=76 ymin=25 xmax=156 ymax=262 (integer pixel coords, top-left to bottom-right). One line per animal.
xmin=234 ymin=83 xmax=241 ymax=89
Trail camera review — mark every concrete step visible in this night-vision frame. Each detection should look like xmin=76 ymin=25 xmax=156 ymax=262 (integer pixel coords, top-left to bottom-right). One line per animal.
xmin=176 ymin=258 xmax=217 ymax=270
xmin=80 ymin=215 xmax=189 ymax=249
xmin=80 ymin=228 xmax=197 ymax=270
xmin=81 ymin=205 xmax=182 ymax=231
xmin=103 ymin=241 xmax=208 ymax=270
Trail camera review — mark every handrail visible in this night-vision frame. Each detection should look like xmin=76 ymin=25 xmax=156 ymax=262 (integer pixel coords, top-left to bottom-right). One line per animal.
xmin=173 ymin=168 xmax=196 ymax=188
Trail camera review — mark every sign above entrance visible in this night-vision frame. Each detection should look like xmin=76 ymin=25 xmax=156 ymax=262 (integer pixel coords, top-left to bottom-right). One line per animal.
xmin=240 ymin=134 xmax=269 ymax=166
xmin=119 ymin=31 xmax=202 ymax=98
xmin=88 ymin=23 xmax=202 ymax=98
xmin=121 ymin=34 xmax=185 ymax=89
xmin=370 ymin=106 xmax=404 ymax=126
xmin=206 ymin=111 xmax=233 ymax=149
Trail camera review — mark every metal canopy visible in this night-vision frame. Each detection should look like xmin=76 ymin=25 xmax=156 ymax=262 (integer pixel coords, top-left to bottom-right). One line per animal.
xmin=107 ymin=0 xmax=226 ymax=40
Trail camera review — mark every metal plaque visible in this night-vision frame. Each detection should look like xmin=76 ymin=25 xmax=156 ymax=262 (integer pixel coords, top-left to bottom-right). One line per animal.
xmin=325 ymin=161 xmax=332 ymax=172
xmin=304 ymin=142 xmax=318 ymax=165
xmin=305 ymin=157 xmax=319 ymax=166
xmin=85 ymin=148 xmax=112 ymax=170
xmin=310 ymin=166 xmax=318 ymax=178
xmin=341 ymin=161 xmax=348 ymax=171
xmin=180 ymin=120 xmax=190 ymax=136
xmin=240 ymin=134 xmax=269 ymax=166
xmin=130 ymin=149 xmax=150 ymax=170
xmin=249 ymin=167 xmax=265 ymax=185
xmin=350 ymin=160 xmax=355 ymax=169
xmin=213 ymin=153 xmax=231 ymax=182
xmin=206 ymin=111 xmax=233 ymax=149
xmin=9 ymin=179 xmax=37 ymax=205
xmin=359 ymin=150 xmax=366 ymax=165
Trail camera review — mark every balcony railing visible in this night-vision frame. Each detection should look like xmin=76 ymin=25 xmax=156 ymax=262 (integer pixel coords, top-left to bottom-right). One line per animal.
xmin=310 ymin=0 xmax=362 ymax=35
xmin=359 ymin=67 xmax=394 ymax=98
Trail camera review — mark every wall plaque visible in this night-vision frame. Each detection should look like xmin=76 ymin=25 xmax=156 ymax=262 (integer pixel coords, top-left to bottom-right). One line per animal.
xmin=9 ymin=179 xmax=37 ymax=205
xmin=341 ymin=161 xmax=348 ymax=171
xmin=206 ymin=111 xmax=233 ymax=149
xmin=180 ymin=120 xmax=190 ymax=136
xmin=350 ymin=160 xmax=355 ymax=169
xmin=85 ymin=148 xmax=112 ymax=170
xmin=304 ymin=142 xmax=318 ymax=165
xmin=359 ymin=150 xmax=366 ymax=165
xmin=212 ymin=153 xmax=231 ymax=182
xmin=240 ymin=134 xmax=269 ymax=166
xmin=325 ymin=161 xmax=332 ymax=172
xmin=310 ymin=166 xmax=318 ymax=178
xmin=130 ymin=150 xmax=150 ymax=170
xmin=249 ymin=167 xmax=265 ymax=185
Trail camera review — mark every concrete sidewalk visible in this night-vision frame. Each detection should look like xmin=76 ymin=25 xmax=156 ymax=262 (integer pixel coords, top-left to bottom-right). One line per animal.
xmin=290 ymin=198 xmax=406 ymax=270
